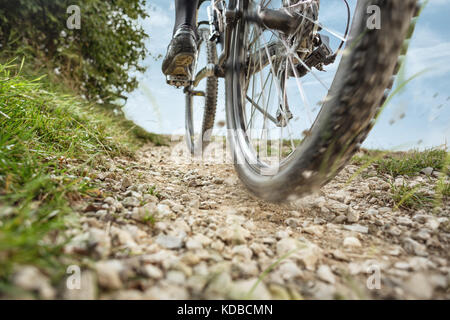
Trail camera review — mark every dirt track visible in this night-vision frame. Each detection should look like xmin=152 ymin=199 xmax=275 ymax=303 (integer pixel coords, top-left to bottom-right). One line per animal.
xmin=15 ymin=142 xmax=449 ymax=300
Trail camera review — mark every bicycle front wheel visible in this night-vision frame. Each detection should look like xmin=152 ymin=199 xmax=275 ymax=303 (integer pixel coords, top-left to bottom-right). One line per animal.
xmin=225 ymin=0 xmax=420 ymax=202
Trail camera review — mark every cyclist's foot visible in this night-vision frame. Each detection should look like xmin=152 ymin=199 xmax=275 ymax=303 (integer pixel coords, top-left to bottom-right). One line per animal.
xmin=162 ymin=26 xmax=197 ymax=86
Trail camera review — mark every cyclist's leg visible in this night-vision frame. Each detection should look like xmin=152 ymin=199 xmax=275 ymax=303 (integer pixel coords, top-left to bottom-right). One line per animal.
xmin=174 ymin=0 xmax=199 ymax=34
xmin=162 ymin=0 xmax=199 ymax=79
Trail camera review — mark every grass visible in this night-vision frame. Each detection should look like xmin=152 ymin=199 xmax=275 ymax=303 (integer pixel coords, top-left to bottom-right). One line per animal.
xmin=390 ymin=183 xmax=434 ymax=210
xmin=352 ymin=149 xmax=448 ymax=177
xmin=436 ymin=179 xmax=450 ymax=198
xmin=0 ymin=59 xmax=162 ymax=296
xmin=147 ymin=185 xmax=162 ymax=200
xmin=352 ymin=149 xmax=449 ymax=211
xmin=375 ymin=149 xmax=447 ymax=177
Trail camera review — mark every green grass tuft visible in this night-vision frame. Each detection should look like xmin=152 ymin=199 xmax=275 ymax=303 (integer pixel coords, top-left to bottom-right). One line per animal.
xmin=390 ymin=183 xmax=434 ymax=210
xmin=353 ymin=149 xmax=448 ymax=178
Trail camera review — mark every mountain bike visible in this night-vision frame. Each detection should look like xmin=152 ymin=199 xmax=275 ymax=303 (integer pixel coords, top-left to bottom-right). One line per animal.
xmin=174 ymin=0 xmax=421 ymax=202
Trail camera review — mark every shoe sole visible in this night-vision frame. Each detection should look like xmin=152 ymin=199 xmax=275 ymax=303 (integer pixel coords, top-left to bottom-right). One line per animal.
xmin=164 ymin=53 xmax=195 ymax=78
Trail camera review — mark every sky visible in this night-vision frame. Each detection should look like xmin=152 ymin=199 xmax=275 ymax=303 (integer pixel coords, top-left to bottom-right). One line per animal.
xmin=123 ymin=0 xmax=450 ymax=151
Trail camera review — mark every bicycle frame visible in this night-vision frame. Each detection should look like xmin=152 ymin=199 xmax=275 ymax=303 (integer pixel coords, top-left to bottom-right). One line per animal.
xmin=192 ymin=0 xmax=300 ymax=88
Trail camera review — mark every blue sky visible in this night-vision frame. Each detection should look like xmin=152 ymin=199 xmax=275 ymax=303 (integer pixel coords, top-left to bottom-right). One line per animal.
xmin=124 ymin=0 xmax=450 ymax=151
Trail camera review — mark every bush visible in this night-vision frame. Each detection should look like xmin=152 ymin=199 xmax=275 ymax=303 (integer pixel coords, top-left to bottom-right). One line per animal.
xmin=0 ymin=0 xmax=148 ymax=103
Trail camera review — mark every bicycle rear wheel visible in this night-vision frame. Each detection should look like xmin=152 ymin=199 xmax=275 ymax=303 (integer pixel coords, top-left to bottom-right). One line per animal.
xmin=185 ymin=28 xmax=219 ymax=156
xmin=225 ymin=0 xmax=420 ymax=202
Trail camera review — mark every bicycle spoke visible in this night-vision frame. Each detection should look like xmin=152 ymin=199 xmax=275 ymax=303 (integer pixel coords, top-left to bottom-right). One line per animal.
xmin=287 ymin=54 xmax=313 ymax=125
xmin=238 ymin=0 xmax=349 ymax=167
xmin=266 ymin=28 xmax=330 ymax=90
xmin=246 ymin=95 xmax=278 ymax=124
xmin=282 ymin=58 xmax=296 ymax=152
xmin=292 ymin=10 xmax=347 ymax=42
xmin=246 ymin=69 xmax=272 ymax=129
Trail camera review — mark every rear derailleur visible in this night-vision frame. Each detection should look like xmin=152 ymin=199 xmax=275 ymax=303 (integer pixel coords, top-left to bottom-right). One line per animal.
xmin=292 ymin=33 xmax=336 ymax=77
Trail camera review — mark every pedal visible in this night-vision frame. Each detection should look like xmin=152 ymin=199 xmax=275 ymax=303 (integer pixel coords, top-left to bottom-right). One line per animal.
xmin=166 ymin=75 xmax=191 ymax=88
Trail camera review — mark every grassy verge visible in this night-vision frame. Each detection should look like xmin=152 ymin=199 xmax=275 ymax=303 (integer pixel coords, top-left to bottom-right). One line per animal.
xmin=352 ymin=148 xmax=449 ymax=210
xmin=0 ymin=59 xmax=162 ymax=296
xmin=352 ymin=149 xmax=448 ymax=177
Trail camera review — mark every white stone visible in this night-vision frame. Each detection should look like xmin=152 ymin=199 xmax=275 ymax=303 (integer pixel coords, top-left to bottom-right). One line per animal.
xmin=343 ymin=237 xmax=361 ymax=248
xmin=343 ymin=224 xmax=368 ymax=234
xmin=12 ymin=266 xmax=55 ymax=299
xmin=143 ymin=265 xmax=163 ymax=279
xmin=156 ymin=234 xmax=184 ymax=249
xmin=228 ymin=279 xmax=271 ymax=300
xmin=403 ymin=273 xmax=434 ymax=299
xmin=96 ymin=260 xmax=123 ymax=290
xmin=346 ymin=209 xmax=360 ymax=223
xmin=317 ymin=265 xmax=335 ymax=284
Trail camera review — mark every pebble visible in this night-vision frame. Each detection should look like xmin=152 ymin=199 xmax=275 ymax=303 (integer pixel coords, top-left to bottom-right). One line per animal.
xmin=425 ymin=218 xmax=440 ymax=231
xmin=132 ymin=203 xmax=157 ymax=222
xmin=111 ymin=226 xmax=138 ymax=249
xmin=145 ymin=284 xmax=189 ymax=300
xmin=211 ymin=240 xmax=225 ymax=252
xmin=278 ymin=261 xmax=303 ymax=280
xmin=403 ymin=273 xmax=434 ymax=299
xmin=330 ymin=249 xmax=349 ymax=262
xmin=295 ymin=243 xmax=323 ymax=271
xmin=95 ymin=260 xmax=123 ymax=290
xmin=397 ymin=216 xmax=413 ymax=226
xmin=317 ymin=265 xmax=335 ymax=284
xmin=420 ymin=167 xmax=433 ymax=176
xmin=414 ymin=229 xmax=431 ymax=241
xmin=394 ymin=262 xmax=411 ymax=270
xmin=303 ymin=225 xmax=323 ymax=236
xmin=334 ymin=215 xmax=347 ymax=224
xmin=403 ymin=238 xmax=428 ymax=257
xmin=232 ymin=245 xmax=253 ymax=260
xmin=166 ymin=270 xmax=186 ymax=284
xmin=311 ymin=281 xmax=336 ymax=300
xmin=286 ymin=218 xmax=301 ymax=228
xmin=325 ymin=199 xmax=349 ymax=215
xmin=122 ymin=196 xmax=140 ymax=208
xmin=12 ymin=266 xmax=55 ymax=299
xmin=228 ymin=278 xmax=271 ymax=300
xmin=157 ymin=204 xmax=173 ymax=217
xmin=142 ymin=265 xmax=163 ymax=279
xmin=343 ymin=237 xmax=361 ymax=248
xmin=121 ymin=177 xmax=132 ymax=189
xmin=378 ymin=207 xmax=392 ymax=214
xmin=156 ymin=234 xmax=184 ymax=249
xmin=343 ymin=224 xmax=368 ymax=234
xmin=346 ymin=209 xmax=360 ymax=223
xmin=205 ymin=272 xmax=232 ymax=297
xmin=185 ymin=238 xmax=203 ymax=250
xmin=276 ymin=238 xmax=299 ymax=256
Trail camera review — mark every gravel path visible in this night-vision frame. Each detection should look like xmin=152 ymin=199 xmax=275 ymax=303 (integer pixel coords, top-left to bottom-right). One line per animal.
xmin=16 ymin=143 xmax=449 ymax=300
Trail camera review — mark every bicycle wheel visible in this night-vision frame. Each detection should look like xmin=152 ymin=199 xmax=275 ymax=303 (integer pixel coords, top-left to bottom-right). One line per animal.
xmin=225 ymin=0 xmax=420 ymax=202
xmin=185 ymin=28 xmax=219 ymax=156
